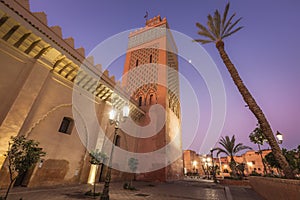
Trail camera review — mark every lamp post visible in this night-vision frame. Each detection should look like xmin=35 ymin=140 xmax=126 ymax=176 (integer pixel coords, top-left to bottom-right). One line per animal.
xmin=203 ymin=156 xmax=212 ymax=179
xmin=192 ymin=160 xmax=197 ymax=175
xmin=276 ymin=131 xmax=283 ymax=144
xmin=202 ymin=157 xmax=208 ymax=179
xmin=100 ymin=103 xmax=129 ymax=200
xmin=218 ymin=156 xmax=224 ymax=179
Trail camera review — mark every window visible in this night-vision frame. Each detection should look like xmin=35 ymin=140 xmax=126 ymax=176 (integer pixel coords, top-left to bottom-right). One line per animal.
xmin=254 ymin=168 xmax=257 ymax=171
xmin=252 ymin=161 xmax=255 ymax=165
xmin=139 ymin=96 xmax=142 ymax=106
xmin=58 ymin=117 xmax=73 ymax=134
xmin=258 ymin=168 xmax=261 ymax=171
xmin=149 ymin=94 xmax=153 ymax=105
xmin=149 ymin=55 xmax=152 ymax=63
xmin=115 ymin=135 xmax=121 ymax=147
xmin=136 ymin=59 xmax=139 ymax=67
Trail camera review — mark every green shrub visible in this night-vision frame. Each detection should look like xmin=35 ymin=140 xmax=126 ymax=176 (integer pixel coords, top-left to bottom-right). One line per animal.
xmin=123 ymin=182 xmax=129 ymax=189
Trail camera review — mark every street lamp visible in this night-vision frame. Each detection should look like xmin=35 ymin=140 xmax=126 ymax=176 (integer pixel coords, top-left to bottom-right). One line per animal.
xmin=192 ymin=160 xmax=197 ymax=174
xmin=276 ymin=131 xmax=283 ymax=144
xmin=202 ymin=156 xmax=212 ymax=179
xmin=100 ymin=103 xmax=130 ymax=200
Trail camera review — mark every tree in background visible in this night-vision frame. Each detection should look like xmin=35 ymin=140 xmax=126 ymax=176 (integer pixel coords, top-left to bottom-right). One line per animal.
xmin=249 ymin=125 xmax=268 ymax=174
xmin=236 ymin=163 xmax=246 ymax=177
xmin=3 ymin=136 xmax=45 ymax=200
xmin=214 ymin=135 xmax=251 ymax=177
xmin=265 ymin=146 xmax=300 ymax=176
xmin=194 ymin=2 xmax=294 ymax=179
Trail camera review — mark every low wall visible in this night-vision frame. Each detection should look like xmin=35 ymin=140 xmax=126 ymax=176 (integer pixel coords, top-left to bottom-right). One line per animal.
xmin=249 ymin=176 xmax=300 ymax=200
xmin=219 ymin=179 xmax=250 ymax=186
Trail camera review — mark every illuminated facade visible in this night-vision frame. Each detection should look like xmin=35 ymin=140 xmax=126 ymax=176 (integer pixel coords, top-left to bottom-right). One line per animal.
xmin=122 ymin=15 xmax=183 ymax=181
xmin=0 ymin=0 xmax=182 ymax=188
xmin=183 ymin=149 xmax=279 ymax=177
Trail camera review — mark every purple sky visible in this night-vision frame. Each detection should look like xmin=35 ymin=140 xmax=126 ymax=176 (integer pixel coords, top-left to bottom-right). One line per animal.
xmin=30 ymin=0 xmax=300 ymax=154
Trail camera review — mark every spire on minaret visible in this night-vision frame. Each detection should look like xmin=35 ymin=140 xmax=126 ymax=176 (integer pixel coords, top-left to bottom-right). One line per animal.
xmin=144 ymin=11 xmax=149 ymax=22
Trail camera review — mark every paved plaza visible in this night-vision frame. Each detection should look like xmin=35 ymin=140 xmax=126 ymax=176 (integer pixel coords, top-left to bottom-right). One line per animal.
xmin=0 ymin=179 xmax=264 ymax=200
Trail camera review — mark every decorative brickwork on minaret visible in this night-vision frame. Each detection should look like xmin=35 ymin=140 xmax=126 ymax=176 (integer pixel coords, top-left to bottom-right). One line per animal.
xmin=122 ymin=15 xmax=183 ymax=181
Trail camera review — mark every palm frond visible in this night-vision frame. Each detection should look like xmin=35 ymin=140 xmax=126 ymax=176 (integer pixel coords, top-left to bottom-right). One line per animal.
xmin=197 ymin=30 xmax=216 ymax=41
xmin=193 ymin=39 xmax=214 ymax=44
xmin=207 ymin=14 xmax=217 ymax=37
xmin=198 ymin=30 xmax=215 ymax=39
xmin=195 ymin=3 xmax=242 ymax=44
xmin=222 ymin=26 xmax=243 ymax=39
xmin=221 ymin=3 xmax=230 ymax=29
xmin=215 ymin=148 xmax=229 ymax=157
xmin=214 ymin=9 xmax=221 ymax=38
xmin=196 ymin=22 xmax=209 ymax=32
xmin=195 ymin=22 xmax=216 ymax=42
xmin=233 ymin=143 xmax=251 ymax=153
xmin=223 ymin=17 xmax=242 ymax=36
xmin=221 ymin=13 xmax=236 ymax=36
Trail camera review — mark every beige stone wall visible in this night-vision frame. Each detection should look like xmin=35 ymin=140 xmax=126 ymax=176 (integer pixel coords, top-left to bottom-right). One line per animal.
xmin=0 ymin=42 xmax=50 ymax=166
xmin=249 ymin=176 xmax=300 ymax=200
xmin=0 ymin=41 xmax=31 ymax=125
xmin=20 ymin=76 xmax=87 ymax=186
xmin=166 ymin=107 xmax=183 ymax=180
xmin=0 ymin=34 xmax=113 ymax=188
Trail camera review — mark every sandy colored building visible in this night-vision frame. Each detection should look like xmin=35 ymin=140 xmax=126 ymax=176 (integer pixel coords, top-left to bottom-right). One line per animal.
xmin=215 ymin=149 xmax=278 ymax=177
xmin=0 ymin=0 xmax=182 ymax=188
xmin=183 ymin=150 xmax=204 ymax=175
xmin=184 ymin=149 xmax=278 ymax=178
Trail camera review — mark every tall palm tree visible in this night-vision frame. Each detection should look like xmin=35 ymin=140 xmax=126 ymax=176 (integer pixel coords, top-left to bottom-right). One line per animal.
xmin=214 ymin=135 xmax=251 ymax=176
xmin=249 ymin=125 xmax=268 ymax=174
xmin=194 ymin=3 xmax=294 ymax=179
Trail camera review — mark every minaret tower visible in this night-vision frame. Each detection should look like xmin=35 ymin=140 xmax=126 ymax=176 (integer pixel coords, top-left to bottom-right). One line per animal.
xmin=122 ymin=15 xmax=182 ymax=181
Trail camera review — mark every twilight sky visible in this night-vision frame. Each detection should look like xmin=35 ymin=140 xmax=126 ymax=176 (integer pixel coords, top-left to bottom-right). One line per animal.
xmin=30 ymin=0 xmax=300 ymax=154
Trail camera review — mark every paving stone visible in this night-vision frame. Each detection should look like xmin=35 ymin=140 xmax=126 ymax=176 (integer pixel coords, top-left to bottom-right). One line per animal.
xmin=0 ymin=180 xmax=263 ymax=200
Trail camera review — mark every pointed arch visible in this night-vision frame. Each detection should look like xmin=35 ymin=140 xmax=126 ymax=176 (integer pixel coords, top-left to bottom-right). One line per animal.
xmin=146 ymin=90 xmax=157 ymax=105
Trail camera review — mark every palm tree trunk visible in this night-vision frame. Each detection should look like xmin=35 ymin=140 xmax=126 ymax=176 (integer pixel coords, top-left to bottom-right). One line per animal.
xmin=216 ymin=40 xmax=294 ymax=179
xmin=230 ymin=156 xmax=237 ymax=177
xmin=258 ymin=144 xmax=267 ymax=175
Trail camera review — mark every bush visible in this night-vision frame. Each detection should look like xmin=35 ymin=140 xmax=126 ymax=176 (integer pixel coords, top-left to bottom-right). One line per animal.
xmin=123 ymin=182 xmax=129 ymax=189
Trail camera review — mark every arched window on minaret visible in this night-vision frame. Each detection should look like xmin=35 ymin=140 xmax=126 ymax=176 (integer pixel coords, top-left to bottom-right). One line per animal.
xmin=115 ymin=135 xmax=121 ymax=147
xmin=139 ymin=96 xmax=142 ymax=106
xmin=150 ymin=55 xmax=152 ymax=63
xmin=136 ymin=59 xmax=139 ymax=67
xmin=149 ymin=94 xmax=153 ymax=105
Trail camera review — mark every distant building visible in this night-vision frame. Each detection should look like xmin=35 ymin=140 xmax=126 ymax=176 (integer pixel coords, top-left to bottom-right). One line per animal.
xmin=215 ymin=149 xmax=279 ymax=177
xmin=184 ymin=149 xmax=279 ymax=177
xmin=183 ymin=150 xmax=200 ymax=175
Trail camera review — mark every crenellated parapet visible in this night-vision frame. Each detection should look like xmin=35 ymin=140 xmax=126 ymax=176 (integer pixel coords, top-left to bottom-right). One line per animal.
xmin=0 ymin=0 xmax=144 ymax=120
